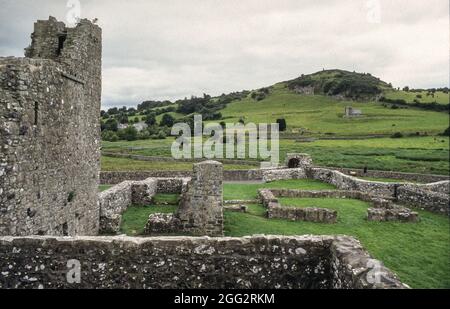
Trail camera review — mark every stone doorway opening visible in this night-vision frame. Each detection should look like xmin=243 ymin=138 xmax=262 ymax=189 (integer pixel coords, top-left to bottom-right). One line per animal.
xmin=288 ymin=158 xmax=300 ymax=168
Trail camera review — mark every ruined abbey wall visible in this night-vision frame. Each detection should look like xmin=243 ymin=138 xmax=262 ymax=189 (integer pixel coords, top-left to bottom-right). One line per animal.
xmin=0 ymin=235 xmax=406 ymax=289
xmin=0 ymin=17 xmax=102 ymax=236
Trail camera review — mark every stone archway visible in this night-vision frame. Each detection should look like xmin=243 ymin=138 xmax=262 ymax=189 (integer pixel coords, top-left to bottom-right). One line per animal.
xmin=288 ymin=158 xmax=300 ymax=168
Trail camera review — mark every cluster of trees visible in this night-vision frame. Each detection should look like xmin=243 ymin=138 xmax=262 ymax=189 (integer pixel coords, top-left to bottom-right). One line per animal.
xmin=402 ymin=87 xmax=449 ymax=94
xmin=176 ymin=90 xmax=249 ymax=120
xmin=100 ymin=110 xmax=174 ymax=142
xmin=287 ymin=70 xmax=388 ymax=100
xmin=100 ymin=89 xmax=253 ymax=142
xmin=137 ymin=100 xmax=173 ymax=111
xmin=250 ymin=87 xmax=271 ymax=101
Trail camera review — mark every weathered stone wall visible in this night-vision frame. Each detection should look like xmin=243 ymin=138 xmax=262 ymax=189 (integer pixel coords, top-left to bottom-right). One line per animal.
xmin=98 ymin=179 xmax=158 ymax=234
xmin=262 ymin=168 xmax=307 ymax=182
xmin=396 ymin=185 xmax=449 ymax=215
xmin=176 ymin=161 xmax=224 ymax=236
xmin=326 ymin=167 xmax=449 ymax=183
xmin=156 ymin=178 xmax=190 ymax=194
xmin=100 ymin=170 xmax=264 ymax=185
xmin=268 ymin=206 xmax=337 ymax=223
xmin=0 ymin=17 xmax=102 ymax=236
xmin=367 ymin=207 xmax=419 ymax=222
xmin=258 ymin=189 xmax=337 ymax=223
xmin=100 ymin=167 xmax=447 ymax=186
xmin=310 ymin=168 xmax=398 ymax=197
xmin=415 ymin=180 xmax=449 ymax=194
xmin=0 ymin=235 xmax=406 ymax=289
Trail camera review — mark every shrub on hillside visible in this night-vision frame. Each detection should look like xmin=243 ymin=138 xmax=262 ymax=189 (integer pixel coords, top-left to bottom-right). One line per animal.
xmin=276 ymin=118 xmax=287 ymax=131
xmin=101 ymin=130 xmax=119 ymax=142
xmin=160 ymin=113 xmax=175 ymax=127
xmin=391 ymin=132 xmax=404 ymax=138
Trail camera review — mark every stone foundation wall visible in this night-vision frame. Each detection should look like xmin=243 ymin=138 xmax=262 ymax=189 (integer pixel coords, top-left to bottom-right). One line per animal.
xmin=0 ymin=235 xmax=406 ymax=289
xmin=258 ymin=189 xmax=337 ymax=223
xmin=367 ymin=207 xmax=419 ymax=222
xmin=396 ymin=185 xmax=449 ymax=215
xmin=327 ymin=167 xmax=449 ymax=183
xmin=100 ymin=171 xmax=192 ymax=184
xmin=268 ymin=206 xmax=337 ymax=223
xmin=98 ymin=179 xmax=158 ymax=234
xmin=415 ymin=181 xmax=449 ymax=194
xmin=156 ymin=178 xmax=190 ymax=194
xmin=310 ymin=168 xmax=398 ymax=197
xmin=100 ymin=170 xmax=264 ymax=184
xmin=262 ymin=168 xmax=307 ymax=182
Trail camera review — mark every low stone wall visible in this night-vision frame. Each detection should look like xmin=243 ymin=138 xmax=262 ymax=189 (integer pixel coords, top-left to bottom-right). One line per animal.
xmin=0 ymin=235 xmax=406 ymax=289
xmin=326 ymin=167 xmax=449 ymax=183
xmin=100 ymin=171 xmax=192 ymax=184
xmin=258 ymin=189 xmax=337 ymax=223
xmin=415 ymin=180 xmax=450 ymax=194
xmin=396 ymin=185 xmax=449 ymax=215
xmin=100 ymin=170 xmax=264 ymax=184
xmin=262 ymin=168 xmax=307 ymax=182
xmin=310 ymin=168 xmax=398 ymax=198
xmin=367 ymin=207 xmax=419 ymax=222
xmin=224 ymin=169 xmax=264 ymax=182
xmin=156 ymin=178 xmax=190 ymax=194
xmin=268 ymin=189 xmax=374 ymax=201
xmin=99 ymin=179 xmax=158 ymax=234
xmin=268 ymin=206 xmax=337 ymax=223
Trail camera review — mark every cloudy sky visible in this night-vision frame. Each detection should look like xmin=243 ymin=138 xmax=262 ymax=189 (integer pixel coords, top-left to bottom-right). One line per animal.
xmin=0 ymin=0 xmax=448 ymax=108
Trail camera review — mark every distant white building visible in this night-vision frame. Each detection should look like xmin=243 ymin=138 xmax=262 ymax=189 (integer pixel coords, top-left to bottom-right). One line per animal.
xmin=133 ymin=121 xmax=148 ymax=132
xmin=118 ymin=123 xmax=128 ymax=130
xmin=344 ymin=106 xmax=363 ymax=118
xmin=118 ymin=121 xmax=148 ymax=132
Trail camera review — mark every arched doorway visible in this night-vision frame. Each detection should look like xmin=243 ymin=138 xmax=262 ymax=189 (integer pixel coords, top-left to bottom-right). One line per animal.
xmin=288 ymin=158 xmax=300 ymax=168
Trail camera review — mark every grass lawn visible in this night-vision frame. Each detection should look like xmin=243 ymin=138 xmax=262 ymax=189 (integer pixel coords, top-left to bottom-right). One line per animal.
xmin=120 ymin=204 xmax=177 ymax=236
xmin=118 ymin=180 xmax=450 ymax=288
xmin=99 ymin=185 xmax=112 ymax=192
xmin=384 ymin=90 xmax=449 ymax=105
xmin=219 ymin=85 xmax=449 ymax=136
xmin=223 ymin=179 xmax=335 ymax=200
xmin=101 ymin=156 xmax=258 ymax=171
xmin=101 ymin=136 xmax=449 ymax=175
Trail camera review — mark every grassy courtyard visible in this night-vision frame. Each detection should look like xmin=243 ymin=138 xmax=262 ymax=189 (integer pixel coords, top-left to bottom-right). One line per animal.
xmin=115 ymin=179 xmax=450 ymax=289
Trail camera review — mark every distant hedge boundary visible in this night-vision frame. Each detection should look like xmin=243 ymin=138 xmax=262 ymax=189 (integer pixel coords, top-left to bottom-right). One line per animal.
xmin=379 ymin=97 xmax=450 ymax=113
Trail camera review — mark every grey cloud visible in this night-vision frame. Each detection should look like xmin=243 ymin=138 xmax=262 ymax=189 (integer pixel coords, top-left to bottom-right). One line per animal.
xmin=0 ymin=0 xmax=448 ymax=108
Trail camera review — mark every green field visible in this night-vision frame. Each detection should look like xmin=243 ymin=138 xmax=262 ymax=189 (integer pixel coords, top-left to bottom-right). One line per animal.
xmin=101 ymin=135 xmax=449 ymax=175
xmin=117 ymin=180 xmax=450 ymax=289
xmin=101 ymin=156 xmax=258 ymax=171
xmin=218 ymin=84 xmax=448 ymax=136
xmin=384 ymin=90 xmax=449 ymax=105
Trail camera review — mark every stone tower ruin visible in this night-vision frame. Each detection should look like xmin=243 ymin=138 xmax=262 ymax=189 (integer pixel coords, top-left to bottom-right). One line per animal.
xmin=177 ymin=161 xmax=224 ymax=236
xmin=0 ymin=17 xmax=102 ymax=236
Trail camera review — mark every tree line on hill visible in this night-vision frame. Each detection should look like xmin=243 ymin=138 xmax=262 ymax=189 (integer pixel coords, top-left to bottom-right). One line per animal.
xmin=100 ymin=90 xmax=251 ymax=142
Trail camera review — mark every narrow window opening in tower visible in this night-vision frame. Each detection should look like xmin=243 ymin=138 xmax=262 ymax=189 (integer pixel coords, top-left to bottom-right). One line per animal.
xmin=34 ymin=101 xmax=39 ymax=125
xmin=57 ymin=34 xmax=67 ymax=55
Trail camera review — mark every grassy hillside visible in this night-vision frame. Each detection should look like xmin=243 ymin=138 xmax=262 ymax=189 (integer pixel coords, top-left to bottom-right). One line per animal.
xmin=286 ymin=69 xmax=391 ymax=99
xmin=218 ymin=83 xmax=448 ymax=136
xmin=384 ymin=90 xmax=448 ymax=105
